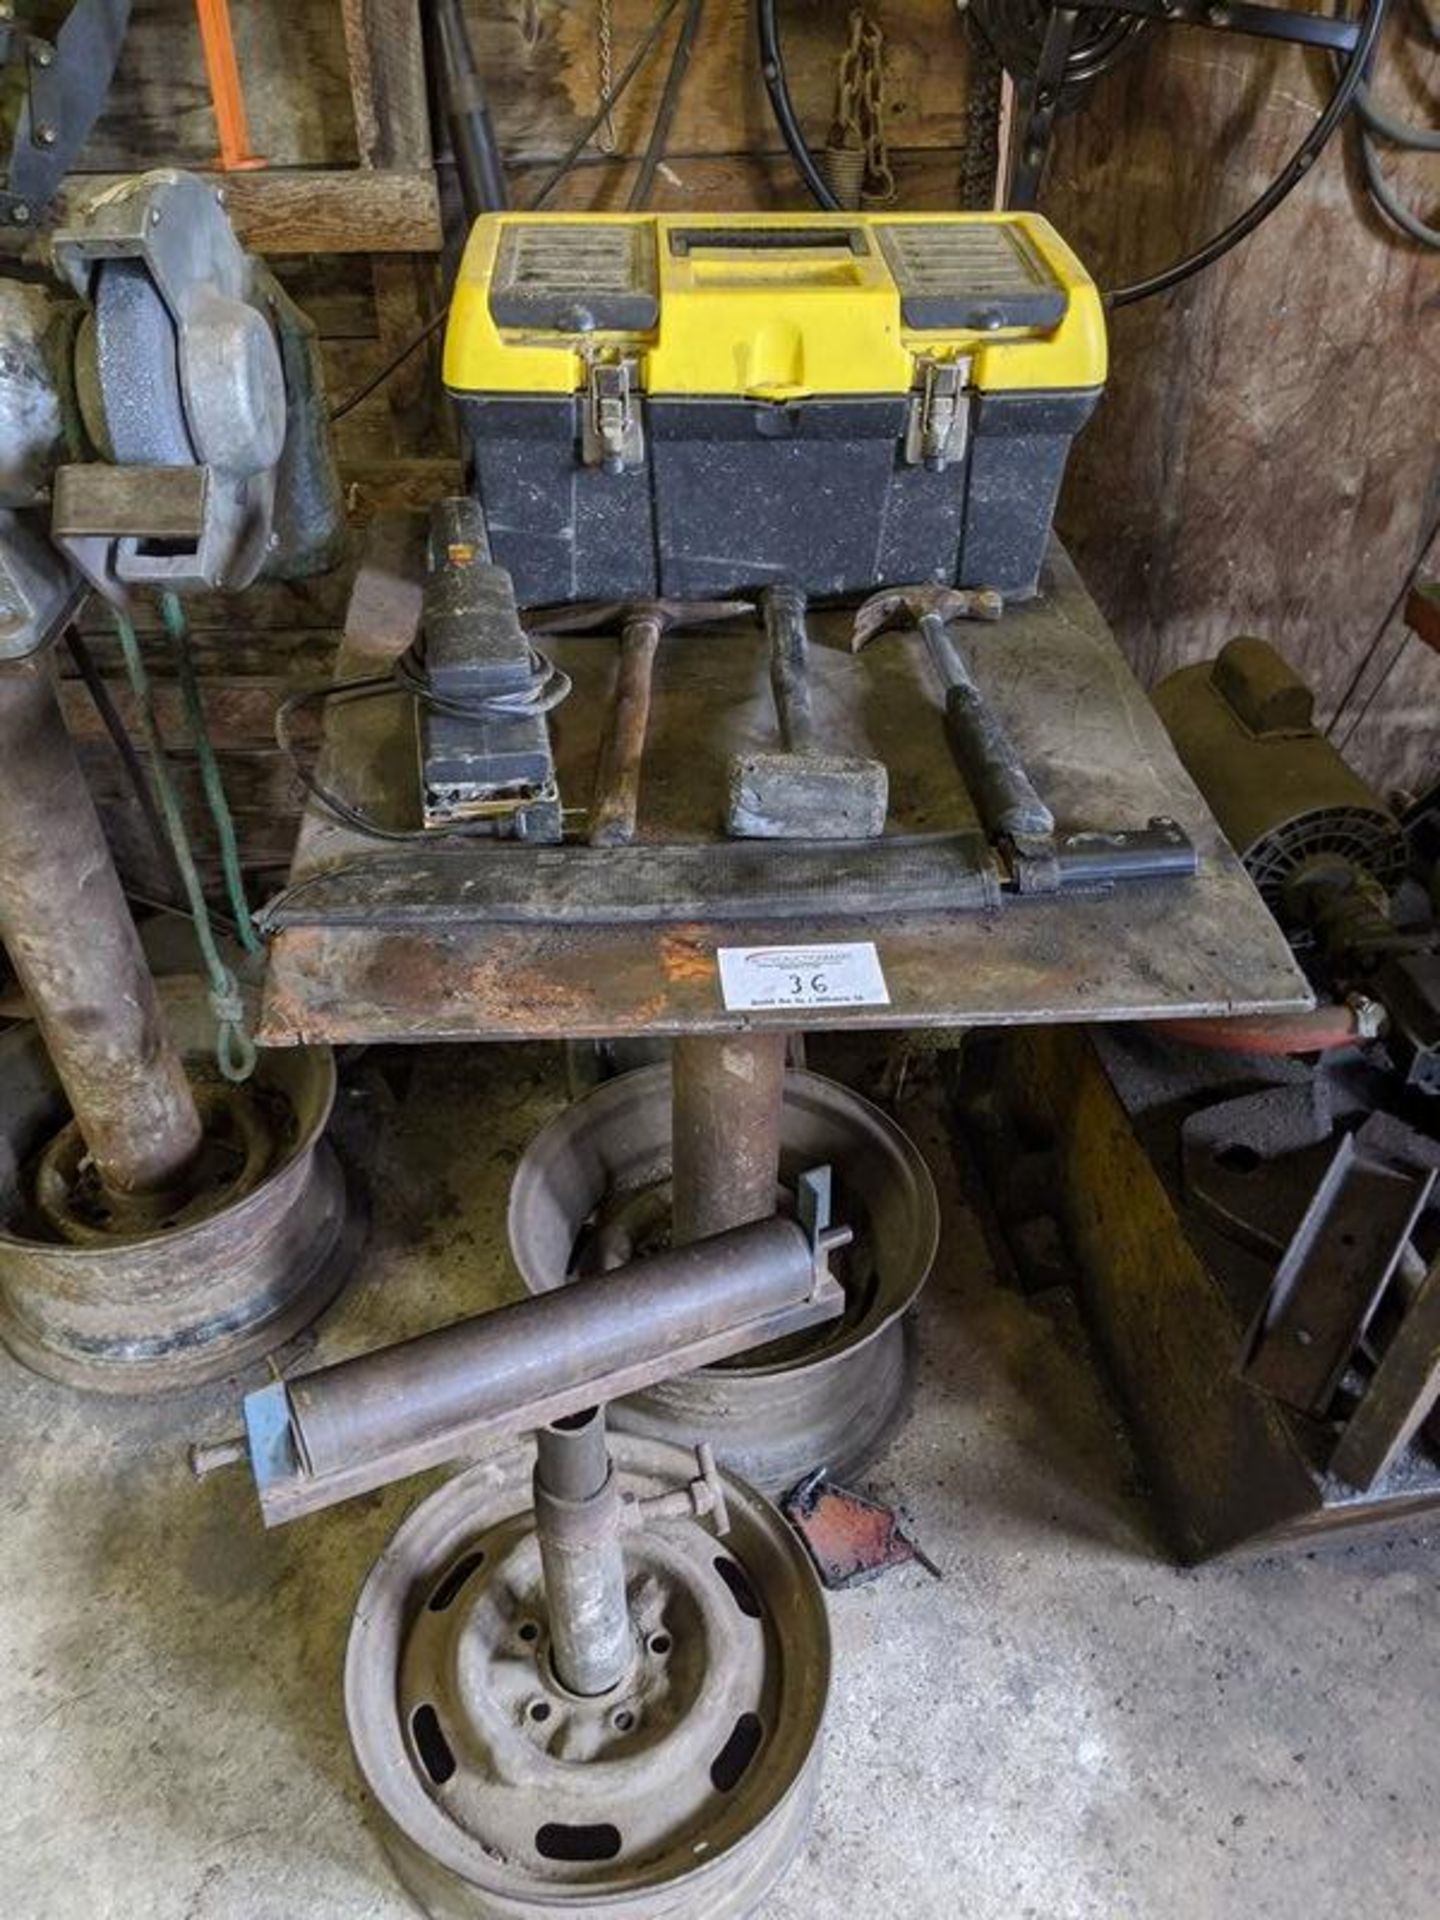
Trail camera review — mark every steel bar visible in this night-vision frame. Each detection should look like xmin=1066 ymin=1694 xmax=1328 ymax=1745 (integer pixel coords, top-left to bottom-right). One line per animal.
xmin=1242 ymin=1132 xmax=1435 ymax=1414
xmin=533 ymin=1407 xmax=632 ymax=1696
xmin=1330 ymin=1248 xmax=1440 ymax=1490
xmin=244 ymin=1211 xmax=842 ymax=1523
xmin=671 ymin=1033 xmax=788 ymax=1245
xmin=0 ymin=652 xmax=202 ymax=1194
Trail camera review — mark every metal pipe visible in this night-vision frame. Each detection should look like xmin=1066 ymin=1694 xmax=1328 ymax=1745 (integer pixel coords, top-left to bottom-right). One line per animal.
xmin=0 ymin=652 xmax=202 ymax=1194
xmin=431 ymin=0 xmax=509 ymax=217
xmin=283 ymin=1213 xmax=818 ymax=1484
xmin=535 ymin=1404 xmax=610 ymax=1501
xmin=671 ymin=1033 xmax=788 ymax=1244
xmin=534 ymin=1407 xmax=632 ymax=1696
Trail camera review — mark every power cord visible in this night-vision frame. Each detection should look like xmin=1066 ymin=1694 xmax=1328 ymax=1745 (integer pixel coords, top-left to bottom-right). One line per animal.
xmin=274 ymin=640 xmax=572 ymax=843
xmin=1335 ymin=0 xmax=1440 ymax=249
xmin=112 ymin=609 xmax=258 ymax=1083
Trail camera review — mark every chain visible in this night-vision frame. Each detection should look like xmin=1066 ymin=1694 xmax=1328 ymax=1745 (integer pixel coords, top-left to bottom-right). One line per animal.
xmin=595 ymin=0 xmax=618 ymax=152
xmin=824 ymin=9 xmax=894 ymax=207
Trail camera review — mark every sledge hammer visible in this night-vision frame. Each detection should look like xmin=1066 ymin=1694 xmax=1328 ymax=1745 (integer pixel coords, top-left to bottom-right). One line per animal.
xmin=852 ymin=584 xmax=1054 ymax=843
xmin=726 ymin=584 xmax=889 ymax=840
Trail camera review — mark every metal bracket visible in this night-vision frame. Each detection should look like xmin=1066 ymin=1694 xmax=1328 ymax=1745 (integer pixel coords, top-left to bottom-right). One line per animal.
xmin=581 ymin=357 xmax=645 ymax=473
xmin=904 ymin=356 xmax=972 ymax=471
xmin=0 ymin=0 xmax=132 ymax=233
xmin=1240 ymin=1131 xmax=1436 ymax=1417
xmin=0 ymin=508 xmax=84 ymax=661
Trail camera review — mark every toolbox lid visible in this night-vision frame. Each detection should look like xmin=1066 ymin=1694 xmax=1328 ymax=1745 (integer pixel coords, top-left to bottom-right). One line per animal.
xmin=445 ymin=212 xmax=1106 ymax=403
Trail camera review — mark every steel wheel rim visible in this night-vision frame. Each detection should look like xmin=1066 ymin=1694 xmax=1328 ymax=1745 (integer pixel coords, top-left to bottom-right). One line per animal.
xmin=346 ymin=1436 xmax=830 ymax=1919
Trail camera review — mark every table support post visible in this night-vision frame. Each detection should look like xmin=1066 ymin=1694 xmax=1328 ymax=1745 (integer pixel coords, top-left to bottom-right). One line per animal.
xmin=671 ymin=1032 xmax=788 ymax=1245
xmin=0 ymin=652 xmax=203 ymax=1196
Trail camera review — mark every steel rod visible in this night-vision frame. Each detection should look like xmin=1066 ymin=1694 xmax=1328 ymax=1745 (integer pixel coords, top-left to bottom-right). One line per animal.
xmin=282 ymin=1214 xmax=817 ymax=1483
xmin=671 ymin=1033 xmax=788 ymax=1245
xmin=0 ymin=653 xmax=202 ymax=1194
xmin=534 ymin=1407 xmax=632 ymax=1695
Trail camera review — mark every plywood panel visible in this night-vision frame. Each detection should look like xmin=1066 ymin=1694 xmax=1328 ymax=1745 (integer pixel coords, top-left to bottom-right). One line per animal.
xmin=80 ymin=0 xmax=359 ymax=169
xmin=1043 ymin=23 xmax=1440 ymax=793
xmin=463 ymin=0 xmax=971 ymax=165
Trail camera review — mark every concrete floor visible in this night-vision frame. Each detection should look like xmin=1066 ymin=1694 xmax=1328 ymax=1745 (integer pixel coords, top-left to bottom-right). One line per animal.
xmin=2 ymin=1042 xmax=1438 ymax=1920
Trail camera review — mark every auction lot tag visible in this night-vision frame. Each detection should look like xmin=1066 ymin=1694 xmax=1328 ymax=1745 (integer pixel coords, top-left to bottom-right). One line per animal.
xmin=716 ymin=942 xmax=891 ymax=1012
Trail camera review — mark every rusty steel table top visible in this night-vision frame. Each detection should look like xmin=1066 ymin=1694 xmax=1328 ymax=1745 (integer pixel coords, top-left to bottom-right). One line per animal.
xmin=258 ymin=522 xmax=1309 ymax=1045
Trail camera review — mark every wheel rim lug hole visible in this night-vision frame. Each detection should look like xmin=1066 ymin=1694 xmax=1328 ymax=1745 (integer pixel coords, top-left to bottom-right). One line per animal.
xmin=610 ymin=1706 xmax=636 ymax=1733
xmin=517 ymin=1620 xmax=540 ymax=1646
xmin=646 ymin=1631 xmax=672 ymax=1658
xmin=527 ymin=1699 xmax=552 ymax=1724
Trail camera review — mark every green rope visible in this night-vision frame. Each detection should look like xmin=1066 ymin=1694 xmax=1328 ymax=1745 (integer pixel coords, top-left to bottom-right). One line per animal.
xmin=157 ymin=591 xmax=263 ymax=956
xmin=112 ymin=609 xmax=258 ymax=1084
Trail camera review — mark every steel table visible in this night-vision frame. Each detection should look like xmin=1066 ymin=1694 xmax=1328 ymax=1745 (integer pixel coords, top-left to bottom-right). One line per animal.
xmin=258 ymin=521 xmax=1309 ymax=1047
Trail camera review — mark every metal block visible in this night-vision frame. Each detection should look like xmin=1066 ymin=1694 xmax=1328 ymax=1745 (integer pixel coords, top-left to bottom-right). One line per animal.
xmin=1241 ymin=1132 xmax=1435 ymax=1416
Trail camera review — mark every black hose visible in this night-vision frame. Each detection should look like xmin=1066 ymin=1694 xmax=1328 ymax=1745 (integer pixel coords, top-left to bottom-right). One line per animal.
xmin=528 ymin=0 xmax=687 ymax=209
xmin=1332 ymin=8 xmax=1440 ymax=250
xmin=431 ymin=0 xmax=509 ymax=217
xmin=1109 ymin=0 xmax=1391 ymax=306
xmin=629 ymin=0 xmax=705 ymax=208
xmin=756 ymin=0 xmax=842 ymax=209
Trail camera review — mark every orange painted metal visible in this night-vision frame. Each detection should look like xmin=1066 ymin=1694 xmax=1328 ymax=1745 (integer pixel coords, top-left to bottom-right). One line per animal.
xmin=194 ymin=0 xmax=267 ymax=172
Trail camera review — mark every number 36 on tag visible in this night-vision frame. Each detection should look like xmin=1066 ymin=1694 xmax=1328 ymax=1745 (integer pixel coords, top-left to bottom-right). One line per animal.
xmin=716 ymin=942 xmax=891 ymax=1012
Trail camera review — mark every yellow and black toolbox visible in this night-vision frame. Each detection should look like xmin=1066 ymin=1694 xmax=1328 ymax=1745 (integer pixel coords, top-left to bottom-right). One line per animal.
xmin=444 ymin=211 xmax=1106 ymax=607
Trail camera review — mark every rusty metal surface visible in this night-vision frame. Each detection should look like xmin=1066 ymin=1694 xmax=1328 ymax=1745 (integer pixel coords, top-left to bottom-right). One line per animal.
xmin=260 ymin=531 xmax=1309 ymax=1045
xmin=782 ymin=1473 xmax=940 ymax=1590
xmin=671 ymin=1033 xmax=787 ymax=1245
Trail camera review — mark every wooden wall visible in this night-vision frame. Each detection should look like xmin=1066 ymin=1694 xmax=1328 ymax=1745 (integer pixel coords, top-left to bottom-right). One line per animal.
xmin=48 ymin=0 xmax=977 ymax=901
xmin=462 ymin=0 xmax=973 ymax=207
xmin=1044 ymin=16 xmax=1440 ymax=796
xmin=32 ymin=0 xmax=1439 ymax=906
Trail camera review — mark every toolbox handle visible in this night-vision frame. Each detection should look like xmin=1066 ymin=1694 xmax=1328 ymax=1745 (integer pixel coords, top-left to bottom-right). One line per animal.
xmin=668 ymin=226 xmax=870 ymax=257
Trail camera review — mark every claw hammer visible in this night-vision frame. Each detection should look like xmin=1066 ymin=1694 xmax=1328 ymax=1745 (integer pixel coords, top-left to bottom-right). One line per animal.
xmin=534 ymin=599 xmax=751 ymax=845
xmin=852 ymin=585 xmax=1054 ymax=842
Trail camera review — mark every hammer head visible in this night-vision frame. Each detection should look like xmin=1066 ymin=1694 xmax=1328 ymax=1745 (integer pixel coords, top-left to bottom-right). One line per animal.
xmin=851 ymin=583 xmax=1004 ymax=652
xmin=725 ymin=750 xmax=889 ymax=841
xmin=529 ymin=598 xmax=754 ymax=638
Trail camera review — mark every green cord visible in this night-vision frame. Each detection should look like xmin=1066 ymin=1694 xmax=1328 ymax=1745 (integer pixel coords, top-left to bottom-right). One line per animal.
xmin=112 ymin=609 xmax=258 ymax=1084
xmin=157 ymin=592 xmax=263 ymax=956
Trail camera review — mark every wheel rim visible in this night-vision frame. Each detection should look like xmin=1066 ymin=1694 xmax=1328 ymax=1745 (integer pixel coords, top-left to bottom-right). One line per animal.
xmin=506 ymin=1067 xmax=938 ymax=1491
xmin=346 ymin=1436 xmax=830 ymax=1920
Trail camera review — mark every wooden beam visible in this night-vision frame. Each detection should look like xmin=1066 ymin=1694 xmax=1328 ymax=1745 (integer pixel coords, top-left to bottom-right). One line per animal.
xmin=341 ymin=0 xmax=432 ymax=170
xmin=57 ymin=168 xmax=441 ymax=254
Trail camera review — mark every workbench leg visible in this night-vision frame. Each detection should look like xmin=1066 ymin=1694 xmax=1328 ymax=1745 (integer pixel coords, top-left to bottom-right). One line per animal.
xmin=0 ymin=652 xmax=202 ymax=1195
xmin=671 ymin=1033 xmax=787 ymax=1245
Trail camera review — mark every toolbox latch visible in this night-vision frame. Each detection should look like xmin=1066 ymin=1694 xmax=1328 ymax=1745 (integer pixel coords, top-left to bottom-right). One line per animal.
xmin=582 ymin=357 xmax=645 ymax=474
xmin=905 ymin=355 xmax=971 ymax=472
